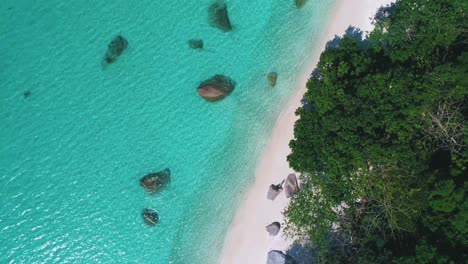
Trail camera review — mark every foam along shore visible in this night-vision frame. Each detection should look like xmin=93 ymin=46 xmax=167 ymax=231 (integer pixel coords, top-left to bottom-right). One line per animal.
xmin=218 ymin=0 xmax=395 ymax=263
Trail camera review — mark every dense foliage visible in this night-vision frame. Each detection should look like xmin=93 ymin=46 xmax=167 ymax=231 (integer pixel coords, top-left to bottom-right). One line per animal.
xmin=285 ymin=0 xmax=467 ymax=263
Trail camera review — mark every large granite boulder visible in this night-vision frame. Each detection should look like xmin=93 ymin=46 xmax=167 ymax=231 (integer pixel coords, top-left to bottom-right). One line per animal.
xmin=268 ymin=72 xmax=278 ymax=87
xmin=208 ymin=2 xmax=232 ymax=32
xmin=284 ymin=173 xmax=298 ymax=198
xmin=267 ymin=181 xmax=284 ymax=200
xmin=142 ymin=208 xmax=159 ymax=226
xmin=139 ymin=168 xmax=171 ymax=193
xmin=103 ymin=35 xmax=128 ymax=66
xmin=295 ymin=0 xmax=306 ymax=9
xmin=188 ymin=39 xmax=204 ymax=49
xmin=267 ymin=250 xmax=297 ymax=264
xmin=266 ymin=222 xmax=281 ymax=236
xmin=267 ymin=186 xmax=281 ymax=200
xmin=197 ymin=75 xmax=236 ymax=101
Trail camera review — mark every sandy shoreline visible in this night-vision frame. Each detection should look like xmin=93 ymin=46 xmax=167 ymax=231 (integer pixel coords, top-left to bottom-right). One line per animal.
xmin=218 ymin=1 xmax=394 ymax=263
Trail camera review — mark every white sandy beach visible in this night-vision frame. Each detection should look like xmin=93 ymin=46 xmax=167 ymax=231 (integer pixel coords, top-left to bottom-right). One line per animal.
xmin=219 ymin=1 xmax=394 ymax=263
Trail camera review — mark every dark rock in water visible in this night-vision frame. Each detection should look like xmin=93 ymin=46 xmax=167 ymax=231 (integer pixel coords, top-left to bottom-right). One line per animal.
xmin=268 ymin=72 xmax=278 ymax=87
xmin=295 ymin=0 xmax=306 ymax=9
xmin=139 ymin=168 xmax=171 ymax=193
xmin=267 ymin=250 xmax=297 ymax=264
xmin=197 ymin=75 xmax=236 ymax=101
xmin=103 ymin=35 xmax=128 ymax=66
xmin=266 ymin=222 xmax=281 ymax=236
xmin=23 ymin=90 xmax=31 ymax=99
xmin=208 ymin=2 xmax=232 ymax=32
xmin=142 ymin=208 xmax=159 ymax=226
xmin=284 ymin=173 xmax=298 ymax=198
xmin=188 ymin=39 xmax=204 ymax=49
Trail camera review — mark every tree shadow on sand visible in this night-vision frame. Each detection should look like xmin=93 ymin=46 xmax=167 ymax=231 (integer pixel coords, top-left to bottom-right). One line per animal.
xmin=372 ymin=2 xmax=396 ymax=25
xmin=325 ymin=26 xmax=368 ymax=50
xmin=286 ymin=242 xmax=317 ymax=264
xmin=299 ymin=26 xmax=370 ymax=109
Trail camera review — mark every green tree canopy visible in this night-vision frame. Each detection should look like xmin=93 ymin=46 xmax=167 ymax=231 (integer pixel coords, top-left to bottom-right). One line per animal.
xmin=285 ymin=0 xmax=467 ymax=262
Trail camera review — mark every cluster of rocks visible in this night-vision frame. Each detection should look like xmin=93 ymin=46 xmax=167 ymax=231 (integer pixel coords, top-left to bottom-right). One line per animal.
xmin=100 ymin=0 xmax=307 ymax=231
xmin=100 ymin=0 xmax=294 ymax=102
xmin=265 ymin=173 xmax=299 ymax=263
xmin=139 ymin=168 xmax=172 ymax=227
xmin=267 ymin=173 xmax=298 ymax=201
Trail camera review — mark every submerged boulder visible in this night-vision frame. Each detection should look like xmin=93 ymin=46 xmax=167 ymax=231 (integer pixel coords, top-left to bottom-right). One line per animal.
xmin=267 ymin=250 xmax=297 ymax=264
xmin=295 ymin=0 xmax=306 ymax=9
xmin=188 ymin=39 xmax=204 ymax=49
xmin=208 ymin=2 xmax=232 ymax=32
xmin=284 ymin=173 xmax=298 ymax=198
xmin=139 ymin=168 xmax=171 ymax=193
xmin=268 ymin=72 xmax=278 ymax=87
xmin=103 ymin=35 xmax=128 ymax=66
xmin=266 ymin=222 xmax=281 ymax=236
xmin=142 ymin=208 xmax=159 ymax=226
xmin=197 ymin=75 xmax=236 ymax=101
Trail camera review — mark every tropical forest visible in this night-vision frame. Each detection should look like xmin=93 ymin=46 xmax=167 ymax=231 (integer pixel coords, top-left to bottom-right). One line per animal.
xmin=285 ymin=0 xmax=467 ymax=263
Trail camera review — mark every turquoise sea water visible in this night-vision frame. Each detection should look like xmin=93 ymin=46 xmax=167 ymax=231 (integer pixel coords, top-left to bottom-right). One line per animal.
xmin=0 ymin=0 xmax=334 ymax=263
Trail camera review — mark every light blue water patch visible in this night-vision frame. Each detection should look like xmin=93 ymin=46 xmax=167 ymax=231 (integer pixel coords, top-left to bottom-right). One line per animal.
xmin=0 ymin=0 xmax=335 ymax=263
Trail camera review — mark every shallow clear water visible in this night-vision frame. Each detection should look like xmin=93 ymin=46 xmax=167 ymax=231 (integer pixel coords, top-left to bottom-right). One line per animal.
xmin=0 ymin=0 xmax=334 ymax=263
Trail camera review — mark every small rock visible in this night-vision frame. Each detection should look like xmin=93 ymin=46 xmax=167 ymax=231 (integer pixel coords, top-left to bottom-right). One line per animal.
xmin=208 ymin=2 xmax=232 ymax=32
xmin=197 ymin=75 xmax=236 ymax=101
xmin=103 ymin=35 xmax=128 ymax=66
xmin=188 ymin=39 xmax=204 ymax=49
xmin=142 ymin=208 xmax=159 ymax=226
xmin=267 ymin=250 xmax=297 ymax=264
xmin=268 ymin=72 xmax=278 ymax=87
xmin=266 ymin=222 xmax=281 ymax=236
xmin=139 ymin=168 xmax=171 ymax=193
